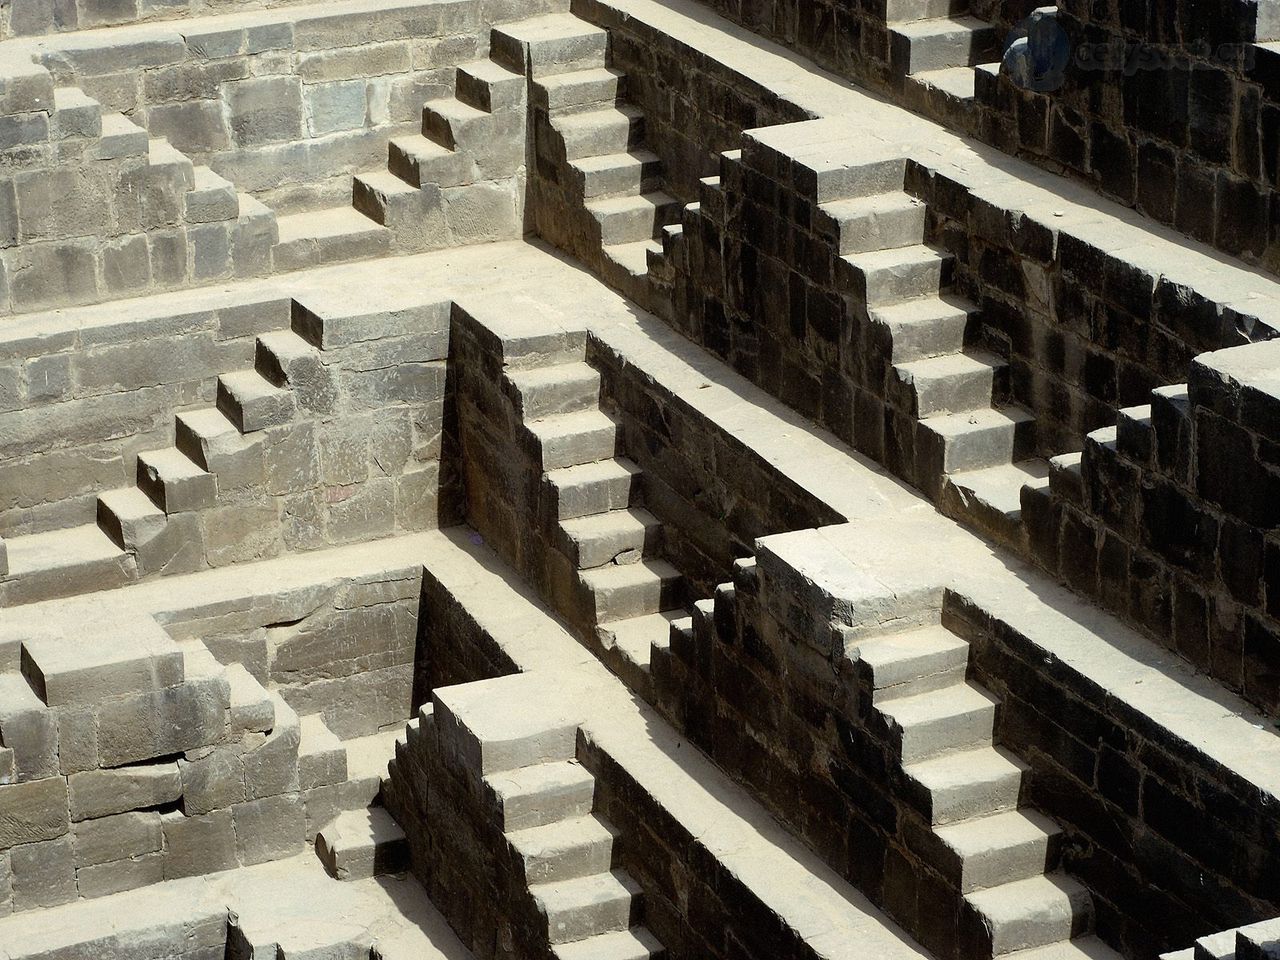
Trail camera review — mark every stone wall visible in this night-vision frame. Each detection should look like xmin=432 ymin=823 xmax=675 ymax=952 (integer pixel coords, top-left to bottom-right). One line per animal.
xmin=1 ymin=0 xmax=314 ymax=38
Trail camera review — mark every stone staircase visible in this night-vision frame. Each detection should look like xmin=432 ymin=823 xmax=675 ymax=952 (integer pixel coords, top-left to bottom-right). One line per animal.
xmin=354 ymin=49 xmax=526 ymax=252
xmin=823 ymin=164 xmax=1048 ymax=547
xmin=886 ymin=0 xmax=1001 ymax=114
xmin=315 ymin=806 xmax=410 ymax=881
xmin=515 ymin=13 xmax=680 ymax=303
xmin=846 ymin=619 xmax=1110 ymax=959
xmin=0 ymin=328 xmax=323 ymax=605
xmin=498 ymin=334 xmax=690 ymax=694
xmin=1162 ymin=916 xmax=1280 ymax=960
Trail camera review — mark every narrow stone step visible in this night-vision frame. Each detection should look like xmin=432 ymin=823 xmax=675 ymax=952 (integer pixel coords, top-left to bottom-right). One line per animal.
xmin=870 ymin=294 xmax=975 ymax=363
xmin=96 ymin=112 xmax=148 ymax=159
xmin=1194 ymin=931 xmax=1239 ymax=960
xmin=185 ymin=166 xmax=239 ymax=223
xmin=455 ymin=58 xmax=526 ymax=112
xmin=853 ymin=623 xmax=969 ymax=699
xmin=886 ymin=0 xmax=969 ymax=22
xmin=876 ymin=681 xmax=998 ymax=764
xmin=917 ymin=405 xmax=1037 ymax=476
xmin=353 ymin=169 xmax=421 ymax=225
xmin=588 ymin=191 xmax=681 ymax=245
xmin=891 ymin=349 xmax=1004 ymax=417
xmin=844 ymin=243 xmax=953 ymax=306
xmin=573 ymin=150 xmax=663 ymax=200
xmin=559 ymin=507 xmax=663 ymax=569
xmin=531 ymin=869 xmax=644 ymax=944
xmin=604 ymin=239 xmax=662 ymax=280
xmin=508 ymin=813 xmax=619 ymax=884
xmin=53 ymin=87 xmax=102 ymax=139
xmin=225 ymin=663 xmax=275 ymax=735
xmin=904 ymin=745 xmax=1029 ymax=826
xmin=174 ymin=408 xmax=253 ymax=473
xmin=137 ymin=447 xmax=217 ymax=513
xmin=580 ymin=558 xmax=682 ymax=624
xmin=547 ymin=458 xmax=643 ymax=520
xmin=97 ymin=487 xmax=167 ymax=551
xmin=597 ymin=611 xmax=683 ymax=673
xmin=933 ymin=808 xmax=1062 ymax=893
xmin=555 ymin=105 xmax=645 ymax=161
xmin=891 ymin=15 xmax=999 ymax=74
xmin=944 ymin=458 xmax=1050 ymax=545
xmin=254 ymin=329 xmax=318 ymax=391
xmin=536 ymin=67 xmax=627 ymax=114
xmin=0 ymin=524 xmax=131 ymax=605
xmin=911 ymin=65 xmax=979 ymax=101
xmin=315 ymin=807 xmax=409 ymax=881
xmin=147 ymin=137 xmax=195 ymax=184
xmin=553 ymin=926 xmax=666 ymax=960
xmin=422 ymin=96 xmax=490 ymax=150
xmin=527 ymin=409 xmax=621 ymax=471
xmin=298 ymin=713 xmax=348 ymax=791
xmin=507 ymin=361 xmax=602 ymax=419
xmin=388 ymin=134 xmax=472 ymax=188
xmin=964 ymin=873 xmax=1093 ymax=955
xmin=487 ymin=759 xmax=597 ymax=831
xmin=491 ymin=13 xmax=609 ymax=77
xmin=216 ymin=369 xmax=295 ymax=433
xmin=820 ymin=192 xmax=927 ymax=255
xmin=273 ymin=206 xmax=391 ymax=271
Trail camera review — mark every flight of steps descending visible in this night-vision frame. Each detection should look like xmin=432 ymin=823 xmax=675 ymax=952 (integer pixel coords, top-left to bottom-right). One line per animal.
xmin=0 ymin=329 xmax=322 ymax=606
xmin=846 ymin=621 xmax=1117 ymax=959
xmin=354 ymin=48 xmax=526 ymax=252
xmin=510 ymin=13 xmax=681 ymax=302
xmin=886 ymin=0 xmax=1001 ymax=115
xmin=1162 ymin=916 xmax=1280 ymax=960
xmin=498 ymin=330 xmax=689 ymax=695
xmin=825 ymin=162 xmax=1047 ymax=547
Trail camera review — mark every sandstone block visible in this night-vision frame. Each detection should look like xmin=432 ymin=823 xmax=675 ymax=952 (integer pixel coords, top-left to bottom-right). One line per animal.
xmin=0 ymin=675 xmax=58 ymax=780
xmin=242 ymin=692 xmax=301 ymax=799
xmin=55 ymin=707 xmax=98 ymax=776
xmin=161 ymin=808 xmax=238 ymax=880
xmin=0 ymin=777 xmax=69 ymax=849
xmin=179 ymin=744 xmax=247 ymax=816
xmin=225 ymin=76 xmax=304 ymax=147
xmin=75 ymin=851 xmax=164 ymax=899
xmin=71 ymin=811 xmax=162 ymax=867
xmin=232 ymin=794 xmax=305 ymax=866
xmin=10 ymin=835 xmax=75 ymax=910
xmin=95 ymin=672 xmax=229 ymax=767
xmin=19 ymin=617 xmax=183 ymax=706
xmin=68 ymin=762 xmax=182 ymax=821
xmin=305 ymin=80 xmax=368 ymax=136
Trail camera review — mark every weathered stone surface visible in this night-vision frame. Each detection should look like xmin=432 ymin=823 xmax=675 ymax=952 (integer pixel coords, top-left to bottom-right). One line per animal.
xmin=0 ymin=778 xmax=69 ymax=849
xmin=68 ymin=763 xmax=181 ymax=821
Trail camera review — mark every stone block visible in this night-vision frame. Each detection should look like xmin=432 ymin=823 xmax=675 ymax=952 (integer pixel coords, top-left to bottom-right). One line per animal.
xmin=396 ymin=464 xmax=441 ymax=531
xmin=149 ymin=228 xmax=189 ymax=286
xmin=305 ymin=80 xmax=368 ymax=136
xmin=95 ymin=672 xmax=229 ymax=767
xmin=225 ymin=77 xmax=304 ymax=147
xmin=102 ymin=234 xmax=152 ymax=295
xmin=144 ymin=99 xmax=230 ymax=154
xmin=10 ymin=835 xmax=75 ymax=910
xmin=232 ymin=794 xmax=305 ymax=865
xmin=325 ymin=477 xmax=395 ymax=544
xmin=242 ymin=692 xmax=301 ymax=799
xmin=161 ymin=809 xmax=238 ymax=880
xmin=19 ymin=617 xmax=183 ymax=706
xmin=55 ymin=707 xmax=98 ymax=775
xmin=0 ymin=675 xmax=58 ymax=780
xmin=0 ymin=777 xmax=69 ymax=849
xmin=75 ymin=851 xmax=164 ymax=899
xmin=68 ymin=762 xmax=182 ymax=821
xmin=179 ymin=744 xmax=247 ymax=816
xmin=265 ymin=421 xmax=320 ymax=495
xmin=71 ymin=811 xmax=162 ymax=867
xmin=7 ymin=239 xmax=98 ymax=312
xmin=189 ymin=221 xmax=233 ymax=282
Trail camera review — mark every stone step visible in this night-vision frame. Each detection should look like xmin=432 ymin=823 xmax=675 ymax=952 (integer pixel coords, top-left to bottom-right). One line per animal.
xmin=891 ymin=349 xmax=1005 ymax=417
xmin=559 ymin=507 xmax=663 ymax=569
xmin=603 ymin=241 xmax=662 ymax=294
xmin=963 ymin=874 xmax=1093 ymax=956
xmin=387 ymin=134 xmax=472 ymax=189
xmin=870 ymin=294 xmax=976 ymax=363
xmin=820 ymin=192 xmax=927 ymax=255
xmin=910 ymin=65 xmax=980 ymax=103
xmin=530 ymin=869 xmax=644 ymax=944
xmin=553 ymin=926 xmax=666 ymax=960
xmin=580 ymin=558 xmax=683 ymax=624
xmin=96 ymin=112 xmax=149 ymax=159
xmin=491 ymin=13 xmax=609 ymax=77
xmin=174 ymin=408 xmax=256 ymax=474
xmin=853 ymin=623 xmax=970 ymax=699
xmin=573 ymin=150 xmax=663 ymax=200
xmin=1011 ymin=937 xmax=1125 ymax=960
xmin=422 ymin=96 xmax=491 ymax=150
xmin=487 ymin=760 xmax=597 ymax=831
xmin=943 ymin=459 xmax=1050 ymax=546
xmin=455 ymin=58 xmax=526 ymax=113
xmin=536 ymin=67 xmax=627 ymax=114
xmin=876 ymin=681 xmax=998 ymax=764
xmin=891 ymin=15 xmax=1000 ymax=74
xmin=298 ymin=714 xmax=349 ymax=791
xmin=137 ymin=447 xmax=217 ymax=513
xmin=843 ymin=243 xmax=954 ymax=306
xmin=597 ymin=611 xmax=684 ymax=674
xmin=97 ymin=487 xmax=167 ymax=552
xmin=507 ymin=813 xmax=619 ymax=884
xmin=216 ymin=369 xmax=295 ymax=433
xmin=886 ymin=0 xmax=970 ymax=22
xmin=254 ymin=329 xmax=319 ymax=392
xmin=0 ymin=524 xmax=131 ymax=606
xmin=353 ymin=169 xmax=422 ymax=226
xmin=547 ymin=458 xmax=643 ymax=520
xmin=1192 ymin=930 xmax=1238 ymax=960
xmin=147 ymin=137 xmax=195 ymax=186
xmin=186 ymin=166 xmax=239 ymax=224
xmin=587 ymin=191 xmax=681 ymax=245
xmin=315 ymin=807 xmax=409 ymax=881
xmin=903 ymin=745 xmax=1029 ymax=826
xmin=555 ymin=106 xmax=646 ymax=161
xmin=917 ymin=405 xmax=1037 ymax=477
xmin=273 ymin=206 xmax=391 ymax=271
xmin=506 ymin=361 xmax=602 ymax=419
xmin=53 ymin=87 xmax=102 ymax=139
xmin=224 ymin=663 xmax=275 ymax=735
xmin=932 ymin=808 xmax=1063 ymax=893
xmin=527 ymin=409 xmax=621 ymax=471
